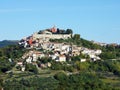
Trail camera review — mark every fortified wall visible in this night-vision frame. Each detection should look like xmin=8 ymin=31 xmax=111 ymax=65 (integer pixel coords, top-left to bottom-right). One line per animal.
xmin=32 ymin=32 xmax=71 ymax=40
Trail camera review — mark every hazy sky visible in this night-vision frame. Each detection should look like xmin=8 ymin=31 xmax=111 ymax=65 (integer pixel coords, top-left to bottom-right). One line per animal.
xmin=0 ymin=0 xmax=120 ymax=44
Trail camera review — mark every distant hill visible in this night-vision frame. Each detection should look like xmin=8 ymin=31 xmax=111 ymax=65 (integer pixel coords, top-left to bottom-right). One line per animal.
xmin=0 ymin=40 xmax=19 ymax=48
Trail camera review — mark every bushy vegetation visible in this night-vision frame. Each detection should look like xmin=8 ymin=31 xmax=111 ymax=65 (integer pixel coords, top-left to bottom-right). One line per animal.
xmin=1 ymin=52 xmax=120 ymax=89
xmin=0 ymin=45 xmax=26 ymax=73
xmin=3 ymin=77 xmax=59 ymax=90
xmin=0 ymin=59 xmax=15 ymax=73
xmin=100 ymin=45 xmax=120 ymax=59
xmin=25 ymin=64 xmax=38 ymax=74
xmin=0 ymin=45 xmax=26 ymax=59
xmin=54 ymin=72 xmax=109 ymax=90
xmin=2 ymin=70 xmax=117 ymax=90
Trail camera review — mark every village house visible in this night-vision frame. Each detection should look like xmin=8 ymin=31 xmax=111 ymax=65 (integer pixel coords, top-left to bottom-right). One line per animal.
xmin=59 ymin=55 xmax=66 ymax=62
xmin=81 ymin=59 xmax=87 ymax=62
xmin=72 ymin=45 xmax=80 ymax=56
xmin=21 ymin=66 xmax=25 ymax=71
xmin=26 ymin=56 xmax=32 ymax=63
xmin=55 ymin=54 xmax=66 ymax=62
xmin=17 ymin=62 xmax=23 ymax=66
xmin=81 ymin=48 xmax=102 ymax=61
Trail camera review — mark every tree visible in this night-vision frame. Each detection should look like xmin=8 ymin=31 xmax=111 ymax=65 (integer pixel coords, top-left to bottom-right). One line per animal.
xmin=0 ymin=59 xmax=15 ymax=73
xmin=100 ymin=52 xmax=116 ymax=59
xmin=71 ymin=55 xmax=81 ymax=62
xmin=38 ymin=57 xmax=52 ymax=64
xmin=59 ymin=29 xmax=66 ymax=34
xmin=38 ymin=30 xmax=42 ymax=34
xmin=51 ymin=62 xmax=64 ymax=70
xmin=73 ymin=34 xmax=81 ymax=45
xmin=75 ymin=61 xmax=89 ymax=71
xmin=54 ymin=72 xmax=68 ymax=83
xmin=66 ymin=29 xmax=73 ymax=34
xmin=0 ymin=78 xmax=3 ymax=89
xmin=57 ymin=28 xmax=60 ymax=34
xmin=73 ymin=34 xmax=80 ymax=40
xmin=25 ymin=64 xmax=38 ymax=74
xmin=0 ymin=50 xmax=3 ymax=57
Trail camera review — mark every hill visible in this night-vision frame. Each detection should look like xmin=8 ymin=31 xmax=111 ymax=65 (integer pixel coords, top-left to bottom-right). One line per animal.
xmin=0 ymin=40 xmax=18 ymax=48
xmin=0 ymin=28 xmax=120 ymax=89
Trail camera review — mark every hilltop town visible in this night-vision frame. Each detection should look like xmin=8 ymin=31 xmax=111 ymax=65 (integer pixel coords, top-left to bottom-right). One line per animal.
xmin=17 ymin=26 xmax=102 ymax=71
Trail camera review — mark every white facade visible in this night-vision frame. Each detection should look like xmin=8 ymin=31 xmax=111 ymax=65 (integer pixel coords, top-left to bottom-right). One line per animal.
xmin=32 ymin=54 xmax=37 ymax=62
xmin=21 ymin=67 xmax=25 ymax=71
xmin=26 ymin=56 xmax=32 ymax=63
xmin=81 ymin=59 xmax=86 ymax=62
xmin=59 ymin=55 xmax=66 ymax=62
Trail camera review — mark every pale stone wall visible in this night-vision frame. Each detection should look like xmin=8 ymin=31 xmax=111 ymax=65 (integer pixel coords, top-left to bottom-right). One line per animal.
xmin=32 ymin=33 xmax=71 ymax=40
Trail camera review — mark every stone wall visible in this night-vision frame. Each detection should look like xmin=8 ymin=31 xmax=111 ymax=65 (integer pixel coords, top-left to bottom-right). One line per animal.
xmin=32 ymin=33 xmax=71 ymax=40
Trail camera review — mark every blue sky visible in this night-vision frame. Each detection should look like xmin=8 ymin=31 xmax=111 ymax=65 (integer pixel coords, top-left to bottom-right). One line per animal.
xmin=0 ymin=0 xmax=120 ymax=44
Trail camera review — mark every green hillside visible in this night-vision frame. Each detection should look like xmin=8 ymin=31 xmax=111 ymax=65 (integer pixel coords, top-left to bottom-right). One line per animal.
xmin=0 ymin=40 xmax=18 ymax=48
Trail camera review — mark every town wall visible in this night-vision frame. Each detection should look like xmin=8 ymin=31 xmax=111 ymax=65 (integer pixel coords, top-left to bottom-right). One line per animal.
xmin=32 ymin=33 xmax=71 ymax=40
